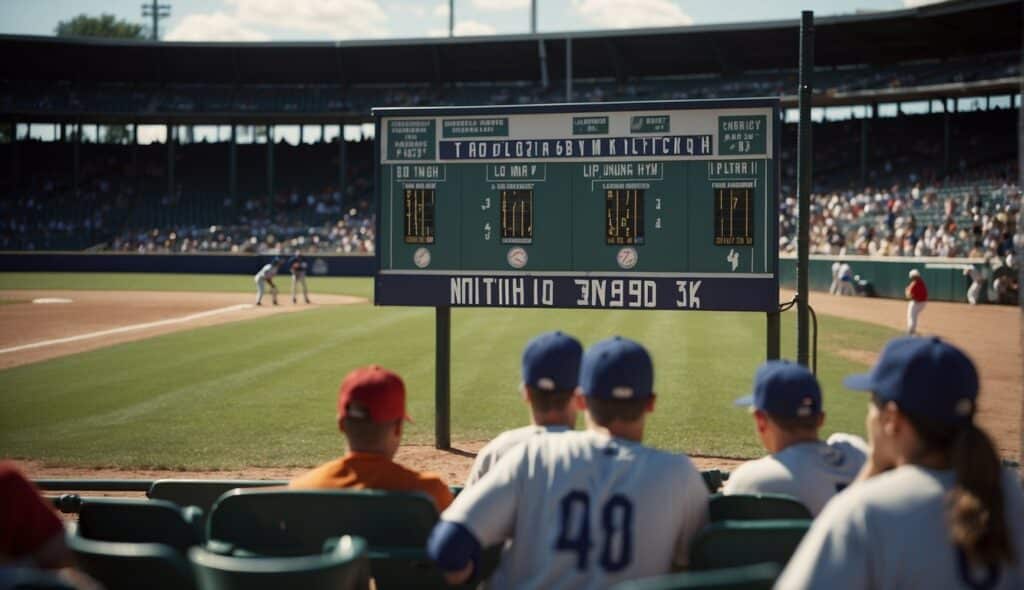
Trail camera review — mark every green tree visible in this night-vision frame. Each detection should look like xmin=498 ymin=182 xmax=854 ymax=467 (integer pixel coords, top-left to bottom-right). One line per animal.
xmin=55 ymin=14 xmax=145 ymax=39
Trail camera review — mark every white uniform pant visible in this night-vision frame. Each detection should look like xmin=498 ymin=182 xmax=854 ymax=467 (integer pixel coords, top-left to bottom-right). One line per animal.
xmin=907 ymin=300 xmax=926 ymax=334
xmin=829 ymin=275 xmax=840 ymax=294
xmin=292 ymin=273 xmax=309 ymax=302
xmin=967 ymin=281 xmax=982 ymax=305
xmin=256 ymin=279 xmax=277 ymax=304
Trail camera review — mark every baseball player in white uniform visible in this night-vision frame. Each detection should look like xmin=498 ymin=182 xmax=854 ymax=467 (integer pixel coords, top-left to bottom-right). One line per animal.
xmin=254 ymin=258 xmax=282 ymax=306
xmin=829 ymin=262 xmax=842 ymax=295
xmin=964 ymin=266 xmax=984 ymax=305
xmin=778 ymin=337 xmax=1024 ymax=589
xmin=288 ymin=252 xmax=311 ymax=304
xmin=428 ymin=336 xmax=709 ymax=589
xmin=838 ymin=262 xmax=855 ymax=296
xmin=465 ymin=331 xmax=583 ymax=487
xmin=727 ymin=360 xmax=867 ymax=516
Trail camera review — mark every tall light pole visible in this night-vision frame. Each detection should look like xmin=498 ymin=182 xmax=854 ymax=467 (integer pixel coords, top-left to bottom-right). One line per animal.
xmin=142 ymin=1 xmax=171 ymax=41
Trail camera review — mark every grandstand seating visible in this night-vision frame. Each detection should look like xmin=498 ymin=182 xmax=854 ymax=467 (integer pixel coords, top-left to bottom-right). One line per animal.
xmin=189 ymin=535 xmax=370 ymax=590
xmin=708 ymin=494 xmax=812 ymax=522
xmin=76 ymin=497 xmax=204 ymax=554
xmin=610 ymin=562 xmax=781 ymax=590
xmin=205 ymin=488 xmax=499 ymax=589
xmin=68 ymin=534 xmax=198 ymax=590
xmin=688 ymin=520 xmax=811 ymax=571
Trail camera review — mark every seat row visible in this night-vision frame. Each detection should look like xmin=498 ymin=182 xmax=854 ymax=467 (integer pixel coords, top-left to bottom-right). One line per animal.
xmin=57 ymin=482 xmax=812 ymax=590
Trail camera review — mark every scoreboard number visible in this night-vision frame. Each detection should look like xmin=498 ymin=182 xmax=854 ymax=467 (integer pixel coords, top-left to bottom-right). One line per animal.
xmin=714 ymin=187 xmax=754 ymax=246
xmin=606 ymin=188 xmax=645 ymax=245
xmin=501 ymin=189 xmax=534 ymax=244
xmin=404 ymin=188 xmax=436 ymax=244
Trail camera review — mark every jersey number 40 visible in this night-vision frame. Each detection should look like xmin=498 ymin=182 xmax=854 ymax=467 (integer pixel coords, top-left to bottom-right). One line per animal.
xmin=555 ymin=490 xmax=634 ymax=572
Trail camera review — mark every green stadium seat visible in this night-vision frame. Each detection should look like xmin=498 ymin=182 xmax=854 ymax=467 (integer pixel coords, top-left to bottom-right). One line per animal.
xmin=147 ymin=479 xmax=283 ymax=524
xmin=206 ymin=488 xmax=499 ymax=589
xmin=689 ymin=520 xmax=811 ymax=571
xmin=610 ymin=562 xmax=781 ymax=590
xmin=708 ymin=493 xmax=812 ymax=521
xmin=68 ymin=534 xmax=198 ymax=590
xmin=77 ymin=498 xmax=204 ymax=553
xmin=189 ymin=535 xmax=370 ymax=590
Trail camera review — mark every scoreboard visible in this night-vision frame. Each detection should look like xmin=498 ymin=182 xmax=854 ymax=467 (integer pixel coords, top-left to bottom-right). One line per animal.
xmin=373 ymin=99 xmax=779 ymax=312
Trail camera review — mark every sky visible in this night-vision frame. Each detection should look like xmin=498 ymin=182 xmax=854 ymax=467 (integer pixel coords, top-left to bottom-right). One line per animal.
xmin=0 ymin=0 xmax=946 ymax=42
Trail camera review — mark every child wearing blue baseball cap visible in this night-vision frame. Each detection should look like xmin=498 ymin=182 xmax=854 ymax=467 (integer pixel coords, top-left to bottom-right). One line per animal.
xmin=725 ymin=360 xmax=867 ymax=515
xmin=429 ymin=336 xmax=710 ymax=589
xmin=465 ymin=330 xmax=583 ymax=487
xmin=779 ymin=337 xmax=1024 ymax=589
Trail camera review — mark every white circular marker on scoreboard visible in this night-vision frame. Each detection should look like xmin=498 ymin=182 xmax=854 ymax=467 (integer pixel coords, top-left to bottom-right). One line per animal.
xmin=413 ymin=247 xmax=431 ymax=268
xmin=507 ymin=247 xmax=528 ymax=269
xmin=617 ymin=247 xmax=638 ymax=269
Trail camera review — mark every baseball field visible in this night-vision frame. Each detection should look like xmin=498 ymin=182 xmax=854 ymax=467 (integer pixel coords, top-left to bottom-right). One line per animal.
xmin=1 ymin=272 xmax=1019 ymax=482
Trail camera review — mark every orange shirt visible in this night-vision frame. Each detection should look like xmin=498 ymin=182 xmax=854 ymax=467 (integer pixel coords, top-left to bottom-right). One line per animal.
xmin=289 ymin=452 xmax=454 ymax=512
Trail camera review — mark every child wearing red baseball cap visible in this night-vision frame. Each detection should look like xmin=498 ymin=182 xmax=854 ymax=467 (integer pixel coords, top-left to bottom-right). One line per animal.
xmin=289 ymin=365 xmax=454 ymax=511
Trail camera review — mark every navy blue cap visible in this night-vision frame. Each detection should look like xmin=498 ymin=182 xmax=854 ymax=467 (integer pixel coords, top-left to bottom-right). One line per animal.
xmin=843 ymin=336 xmax=978 ymax=425
xmin=734 ymin=360 xmax=822 ymax=417
xmin=579 ymin=336 xmax=653 ymax=399
xmin=521 ymin=331 xmax=583 ymax=392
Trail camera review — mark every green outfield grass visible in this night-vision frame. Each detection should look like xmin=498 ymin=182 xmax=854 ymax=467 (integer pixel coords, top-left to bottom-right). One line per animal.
xmin=0 ymin=272 xmax=897 ymax=470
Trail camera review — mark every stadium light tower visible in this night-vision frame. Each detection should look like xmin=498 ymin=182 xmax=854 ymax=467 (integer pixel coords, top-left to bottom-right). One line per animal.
xmin=142 ymin=0 xmax=171 ymax=41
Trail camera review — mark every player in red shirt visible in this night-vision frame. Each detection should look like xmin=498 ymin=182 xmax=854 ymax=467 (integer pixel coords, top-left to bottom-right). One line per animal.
xmin=0 ymin=461 xmax=69 ymax=569
xmin=905 ymin=269 xmax=928 ymax=335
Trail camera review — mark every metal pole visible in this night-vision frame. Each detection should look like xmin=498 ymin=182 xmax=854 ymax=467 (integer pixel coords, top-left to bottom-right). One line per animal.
xmin=1017 ymin=14 xmax=1023 ymax=466
xmin=538 ymin=40 xmax=549 ymax=89
xmin=449 ymin=0 xmax=454 ymax=37
xmin=266 ymin=125 xmax=274 ymax=215
xmin=796 ymin=11 xmax=814 ymax=368
xmin=152 ymin=0 xmax=159 ymax=40
xmin=531 ymin=0 xmax=537 ymax=33
xmin=339 ymin=133 xmax=348 ymax=209
xmin=565 ymin=37 xmax=573 ymax=102
xmin=860 ymin=116 xmax=868 ymax=187
xmin=766 ymin=312 xmax=780 ymax=360
xmin=167 ymin=124 xmax=175 ymax=200
xmin=944 ymin=104 xmax=951 ymax=177
xmin=435 ymin=306 xmax=451 ymax=450
xmin=229 ymin=124 xmax=237 ymax=202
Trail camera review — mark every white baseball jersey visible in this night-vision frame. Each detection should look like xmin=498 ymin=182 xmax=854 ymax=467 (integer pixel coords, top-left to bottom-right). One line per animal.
xmin=254 ymin=263 xmax=275 ymax=283
xmin=777 ymin=465 xmax=1024 ymax=590
xmin=465 ymin=424 xmax=569 ymax=487
xmin=723 ymin=433 xmax=868 ymax=516
xmin=442 ymin=430 xmax=709 ymax=590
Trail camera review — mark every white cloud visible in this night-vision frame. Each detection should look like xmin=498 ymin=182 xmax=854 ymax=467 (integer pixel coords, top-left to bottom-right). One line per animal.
xmin=428 ymin=19 xmax=497 ymax=37
xmin=571 ymin=0 xmax=692 ymax=29
xmin=166 ymin=0 xmax=391 ymax=41
xmin=471 ymin=0 xmax=529 ymax=10
xmin=228 ymin=0 xmax=389 ymax=38
xmin=165 ymin=12 xmax=271 ymax=41
xmin=433 ymin=2 xmax=449 ymax=18
xmin=902 ymin=0 xmax=947 ymax=6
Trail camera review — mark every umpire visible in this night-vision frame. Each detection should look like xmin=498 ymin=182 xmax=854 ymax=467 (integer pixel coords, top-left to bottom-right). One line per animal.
xmin=287 ymin=252 xmax=311 ymax=304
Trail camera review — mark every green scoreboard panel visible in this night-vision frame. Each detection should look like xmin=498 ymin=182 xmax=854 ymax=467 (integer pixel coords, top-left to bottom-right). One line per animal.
xmin=374 ymin=100 xmax=779 ymax=312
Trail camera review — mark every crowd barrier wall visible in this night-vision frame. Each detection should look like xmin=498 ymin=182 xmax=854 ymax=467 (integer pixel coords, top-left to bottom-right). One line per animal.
xmin=0 ymin=252 xmax=376 ymax=277
xmin=779 ymin=255 xmax=986 ymax=303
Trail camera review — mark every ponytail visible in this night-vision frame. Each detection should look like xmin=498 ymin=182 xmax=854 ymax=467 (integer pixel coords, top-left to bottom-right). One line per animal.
xmin=947 ymin=423 xmax=1013 ymax=566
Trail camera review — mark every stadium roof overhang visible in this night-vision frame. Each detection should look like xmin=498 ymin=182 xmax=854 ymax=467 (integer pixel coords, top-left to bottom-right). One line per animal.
xmin=0 ymin=0 xmax=1019 ymax=85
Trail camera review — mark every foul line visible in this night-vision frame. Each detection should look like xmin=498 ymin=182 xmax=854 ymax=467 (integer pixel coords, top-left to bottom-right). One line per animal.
xmin=0 ymin=304 xmax=253 ymax=356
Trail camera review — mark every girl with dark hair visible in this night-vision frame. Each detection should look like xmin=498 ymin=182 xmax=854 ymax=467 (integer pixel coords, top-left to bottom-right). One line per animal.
xmin=778 ymin=337 xmax=1024 ymax=589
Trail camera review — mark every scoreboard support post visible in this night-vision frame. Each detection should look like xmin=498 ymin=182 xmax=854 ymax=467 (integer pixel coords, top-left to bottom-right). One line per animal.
xmin=435 ymin=306 xmax=452 ymax=450
xmin=766 ymin=312 xmax=780 ymax=360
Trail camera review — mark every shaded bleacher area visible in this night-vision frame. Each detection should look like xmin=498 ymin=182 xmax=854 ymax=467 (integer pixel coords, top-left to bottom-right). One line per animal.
xmin=0 ymin=139 xmax=376 ymax=254
xmin=1 ymin=51 xmax=1017 ymax=115
xmin=777 ymin=109 xmax=1019 ymax=270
